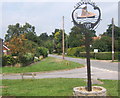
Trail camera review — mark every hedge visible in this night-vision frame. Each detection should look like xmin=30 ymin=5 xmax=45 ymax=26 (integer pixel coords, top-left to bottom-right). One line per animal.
xmin=67 ymin=47 xmax=85 ymax=57
xmin=77 ymin=52 xmax=119 ymax=60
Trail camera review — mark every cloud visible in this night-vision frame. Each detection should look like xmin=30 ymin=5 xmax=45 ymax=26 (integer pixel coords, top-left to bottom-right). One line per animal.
xmin=1 ymin=1 xmax=119 ymax=39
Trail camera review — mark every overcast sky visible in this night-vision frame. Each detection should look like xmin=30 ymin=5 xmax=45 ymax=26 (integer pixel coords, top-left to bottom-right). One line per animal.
xmin=0 ymin=0 xmax=119 ymax=39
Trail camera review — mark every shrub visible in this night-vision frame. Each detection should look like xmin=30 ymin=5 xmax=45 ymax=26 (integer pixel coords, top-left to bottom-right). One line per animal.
xmin=2 ymin=55 xmax=17 ymax=66
xmin=19 ymin=53 xmax=34 ymax=66
xmin=95 ymin=52 xmax=119 ymax=60
xmin=78 ymin=52 xmax=119 ymax=60
xmin=36 ymin=47 xmax=48 ymax=58
xmin=67 ymin=47 xmax=85 ymax=57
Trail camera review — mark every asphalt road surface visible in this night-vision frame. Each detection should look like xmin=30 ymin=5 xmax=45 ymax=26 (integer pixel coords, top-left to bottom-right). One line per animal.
xmin=1 ymin=54 xmax=119 ymax=80
xmin=49 ymin=54 xmax=119 ymax=72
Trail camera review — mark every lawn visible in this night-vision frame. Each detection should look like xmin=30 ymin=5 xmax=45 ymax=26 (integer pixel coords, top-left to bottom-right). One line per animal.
xmin=2 ymin=57 xmax=84 ymax=74
xmin=2 ymin=78 xmax=119 ymax=96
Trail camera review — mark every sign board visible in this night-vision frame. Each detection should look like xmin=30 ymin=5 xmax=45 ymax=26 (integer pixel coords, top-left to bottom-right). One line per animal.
xmin=94 ymin=49 xmax=98 ymax=53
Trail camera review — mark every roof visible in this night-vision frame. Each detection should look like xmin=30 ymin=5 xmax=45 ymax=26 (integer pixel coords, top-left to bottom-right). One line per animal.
xmin=92 ymin=36 xmax=101 ymax=40
xmin=3 ymin=45 xmax=10 ymax=50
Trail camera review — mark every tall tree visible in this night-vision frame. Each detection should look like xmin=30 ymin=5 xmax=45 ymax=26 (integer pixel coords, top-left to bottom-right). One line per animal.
xmin=103 ymin=24 xmax=120 ymax=40
xmin=92 ymin=36 xmax=112 ymax=52
xmin=68 ymin=26 xmax=84 ymax=48
xmin=8 ymin=34 xmax=38 ymax=56
xmin=5 ymin=23 xmax=36 ymax=42
xmin=52 ymin=29 xmax=67 ymax=54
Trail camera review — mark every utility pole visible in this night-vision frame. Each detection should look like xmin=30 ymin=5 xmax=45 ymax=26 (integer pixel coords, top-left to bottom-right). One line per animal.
xmin=112 ymin=18 xmax=114 ymax=62
xmin=62 ymin=16 xmax=65 ymax=59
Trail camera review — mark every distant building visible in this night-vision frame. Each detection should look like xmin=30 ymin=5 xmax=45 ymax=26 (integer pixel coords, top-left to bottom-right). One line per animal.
xmin=3 ymin=45 xmax=10 ymax=55
xmin=118 ymin=1 xmax=120 ymax=27
xmin=0 ymin=38 xmax=11 ymax=55
xmin=92 ymin=36 xmax=101 ymax=40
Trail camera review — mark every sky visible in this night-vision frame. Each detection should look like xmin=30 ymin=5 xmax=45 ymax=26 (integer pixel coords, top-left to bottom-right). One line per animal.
xmin=0 ymin=0 xmax=119 ymax=39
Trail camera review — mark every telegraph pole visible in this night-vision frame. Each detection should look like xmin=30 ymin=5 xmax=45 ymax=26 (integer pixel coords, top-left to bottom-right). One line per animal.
xmin=112 ymin=18 xmax=114 ymax=62
xmin=62 ymin=16 xmax=65 ymax=59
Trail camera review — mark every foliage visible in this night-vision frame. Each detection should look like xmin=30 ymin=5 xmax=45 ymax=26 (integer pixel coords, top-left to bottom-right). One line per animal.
xmin=5 ymin=23 xmax=36 ymax=42
xmin=102 ymin=24 xmax=120 ymax=52
xmin=67 ymin=47 xmax=85 ymax=57
xmin=37 ymin=33 xmax=54 ymax=53
xmin=43 ymin=40 xmax=54 ymax=54
xmin=19 ymin=53 xmax=34 ymax=66
xmin=39 ymin=33 xmax=49 ymax=41
xmin=92 ymin=36 xmax=112 ymax=52
xmin=8 ymin=34 xmax=38 ymax=56
xmin=2 ymin=55 xmax=17 ymax=66
xmin=78 ymin=52 xmax=119 ymax=60
xmin=95 ymin=52 xmax=119 ymax=60
xmin=36 ymin=47 xmax=48 ymax=58
xmin=8 ymin=34 xmax=26 ymax=55
xmin=25 ymin=32 xmax=38 ymax=43
xmin=68 ymin=26 xmax=85 ymax=48
xmin=103 ymin=24 xmax=120 ymax=40
xmin=68 ymin=26 xmax=96 ymax=48
xmin=53 ymin=29 xmax=67 ymax=54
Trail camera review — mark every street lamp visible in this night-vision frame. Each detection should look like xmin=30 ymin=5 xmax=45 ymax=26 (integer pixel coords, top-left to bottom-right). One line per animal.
xmin=72 ymin=0 xmax=101 ymax=91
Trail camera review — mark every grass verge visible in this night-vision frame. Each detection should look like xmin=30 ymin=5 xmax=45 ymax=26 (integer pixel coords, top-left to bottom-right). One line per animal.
xmin=2 ymin=57 xmax=84 ymax=74
xmin=2 ymin=78 xmax=119 ymax=96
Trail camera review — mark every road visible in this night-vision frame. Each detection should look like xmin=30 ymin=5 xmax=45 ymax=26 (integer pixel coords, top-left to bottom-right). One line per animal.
xmin=1 ymin=54 xmax=119 ymax=80
xmin=49 ymin=54 xmax=119 ymax=72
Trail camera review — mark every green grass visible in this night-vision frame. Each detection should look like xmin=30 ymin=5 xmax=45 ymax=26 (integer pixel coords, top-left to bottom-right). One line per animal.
xmin=2 ymin=57 xmax=84 ymax=74
xmin=2 ymin=78 xmax=119 ymax=96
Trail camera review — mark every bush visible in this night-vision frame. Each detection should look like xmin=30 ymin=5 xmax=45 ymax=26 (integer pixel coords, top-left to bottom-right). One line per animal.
xmin=67 ymin=47 xmax=85 ymax=57
xmin=36 ymin=47 xmax=48 ymax=58
xmin=76 ymin=52 xmax=119 ymax=60
xmin=19 ymin=53 xmax=34 ymax=66
xmin=2 ymin=55 xmax=17 ymax=66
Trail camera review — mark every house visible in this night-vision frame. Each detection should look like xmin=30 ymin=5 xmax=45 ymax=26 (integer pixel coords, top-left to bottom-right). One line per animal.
xmin=3 ymin=45 xmax=10 ymax=55
xmin=0 ymin=38 xmax=10 ymax=55
xmin=92 ymin=36 xmax=101 ymax=40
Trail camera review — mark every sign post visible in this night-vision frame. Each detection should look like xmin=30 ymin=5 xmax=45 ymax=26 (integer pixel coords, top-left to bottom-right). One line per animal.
xmin=72 ymin=0 xmax=101 ymax=91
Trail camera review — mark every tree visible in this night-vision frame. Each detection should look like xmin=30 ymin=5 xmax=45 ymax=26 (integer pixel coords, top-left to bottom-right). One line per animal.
xmin=39 ymin=33 xmax=49 ymax=41
xmin=8 ymin=34 xmax=38 ymax=56
xmin=102 ymin=24 xmax=120 ymax=52
xmin=25 ymin=32 xmax=38 ymax=43
xmin=52 ymin=29 xmax=67 ymax=54
xmin=5 ymin=23 xmax=36 ymax=42
xmin=68 ymin=26 xmax=96 ymax=48
xmin=103 ymin=24 xmax=120 ymax=40
xmin=92 ymin=36 xmax=112 ymax=52
xmin=5 ymin=23 xmax=21 ymax=41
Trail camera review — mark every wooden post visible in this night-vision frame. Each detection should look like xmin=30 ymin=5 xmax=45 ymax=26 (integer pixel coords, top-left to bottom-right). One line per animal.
xmin=85 ymin=31 xmax=92 ymax=91
xmin=112 ymin=18 xmax=114 ymax=62
xmin=62 ymin=16 xmax=65 ymax=59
